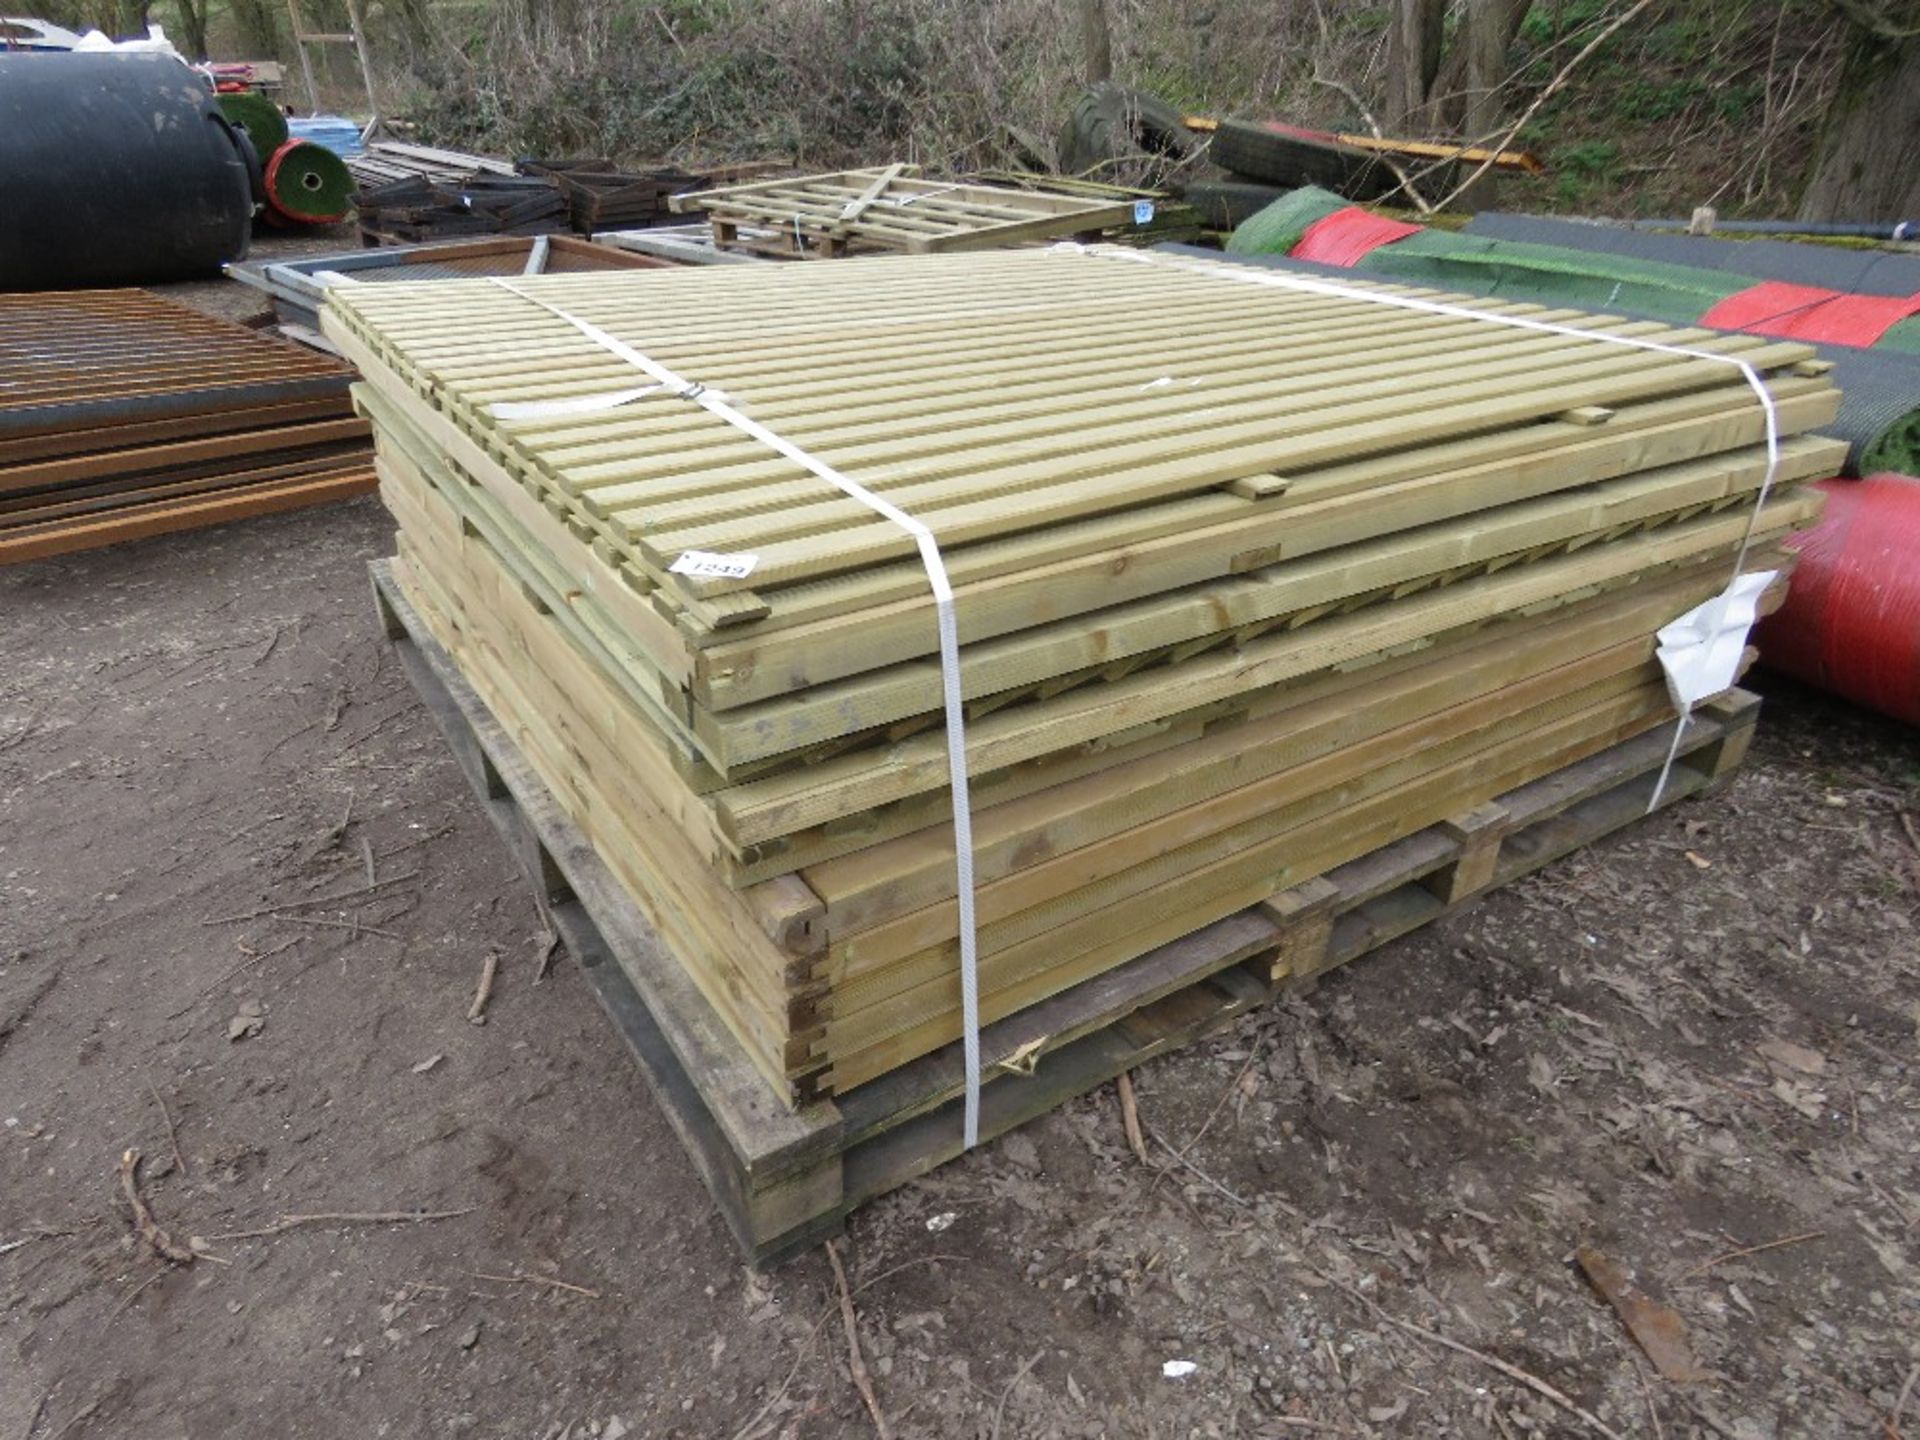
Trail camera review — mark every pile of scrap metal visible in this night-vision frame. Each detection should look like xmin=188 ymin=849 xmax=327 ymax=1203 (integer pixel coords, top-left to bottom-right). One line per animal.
xmin=348 ymin=141 xmax=746 ymax=246
xmin=0 ymin=288 xmax=373 ymax=564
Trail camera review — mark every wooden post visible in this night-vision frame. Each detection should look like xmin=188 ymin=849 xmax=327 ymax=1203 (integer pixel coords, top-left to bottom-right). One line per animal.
xmin=1421 ymin=802 xmax=1511 ymax=905
xmin=286 ymin=0 xmax=319 ymax=110
xmin=1261 ymin=876 xmax=1343 ymax=984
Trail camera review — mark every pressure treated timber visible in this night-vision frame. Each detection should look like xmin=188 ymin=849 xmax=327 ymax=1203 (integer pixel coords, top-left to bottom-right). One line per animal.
xmin=345 ymin=247 xmax=1833 ymax=1111
xmin=323 ymin=249 xmax=1831 ymax=677
xmin=377 ymin=427 xmax=1815 ymax=863
xmin=379 ymin=443 xmax=1802 ymax=1095
xmin=358 ymin=345 xmax=1837 ymax=779
xmin=665 ymin=168 xmax=1145 ymax=256
xmin=374 ymin=553 xmax=1763 ymax=1260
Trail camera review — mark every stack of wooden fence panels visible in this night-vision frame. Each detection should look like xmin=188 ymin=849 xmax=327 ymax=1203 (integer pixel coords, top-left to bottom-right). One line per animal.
xmin=1 ymin=289 xmax=374 ymax=565
xmin=323 ymin=248 xmax=1842 ymax=1107
xmin=668 ymin=166 xmax=1149 ymax=256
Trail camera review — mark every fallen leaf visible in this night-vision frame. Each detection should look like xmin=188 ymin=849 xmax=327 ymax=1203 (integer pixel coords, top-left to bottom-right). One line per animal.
xmin=1755 ymin=1037 xmax=1826 ymax=1076
xmin=1684 ymin=850 xmax=1712 ymax=870
xmin=1576 ymin=1245 xmax=1708 ymax=1382
xmin=1368 ymin=1398 xmax=1410 ymax=1423
xmin=227 ymin=1006 xmax=265 ymax=1042
xmin=1770 ymin=1078 xmax=1826 ymax=1120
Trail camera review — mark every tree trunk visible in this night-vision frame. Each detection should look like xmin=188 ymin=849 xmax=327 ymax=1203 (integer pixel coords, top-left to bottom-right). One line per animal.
xmin=1798 ymin=30 xmax=1920 ymax=220
xmin=228 ymin=0 xmax=279 ymax=57
xmin=1460 ymin=0 xmax=1529 ymax=136
xmin=1384 ymin=0 xmax=1444 ymax=127
xmin=171 ymin=0 xmax=208 ymax=57
xmin=1079 ymin=0 xmax=1112 ymax=85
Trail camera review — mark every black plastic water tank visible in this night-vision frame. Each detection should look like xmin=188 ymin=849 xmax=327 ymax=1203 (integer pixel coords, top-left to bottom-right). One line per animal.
xmin=0 ymin=52 xmax=253 ymax=289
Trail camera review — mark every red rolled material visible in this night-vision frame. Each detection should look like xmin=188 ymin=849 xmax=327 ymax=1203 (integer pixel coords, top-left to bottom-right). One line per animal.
xmin=1292 ymin=207 xmax=1423 ymax=268
xmin=1758 ymin=473 xmax=1920 ymax=724
xmin=1699 ymin=281 xmax=1920 ymax=347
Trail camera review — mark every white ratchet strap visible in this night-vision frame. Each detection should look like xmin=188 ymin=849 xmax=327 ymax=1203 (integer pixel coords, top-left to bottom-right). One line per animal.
xmin=1060 ymin=245 xmax=1785 ymax=813
xmin=486 ymin=278 xmax=988 ymax=1149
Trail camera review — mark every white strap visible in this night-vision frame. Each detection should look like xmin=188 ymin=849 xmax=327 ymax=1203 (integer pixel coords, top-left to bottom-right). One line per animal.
xmin=485 ymin=279 xmax=988 ymax=1149
xmin=1058 ymin=245 xmax=1785 ymax=811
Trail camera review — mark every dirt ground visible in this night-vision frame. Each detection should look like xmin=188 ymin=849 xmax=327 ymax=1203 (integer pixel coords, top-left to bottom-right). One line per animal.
xmin=2 ymin=242 xmax=1918 ymax=1440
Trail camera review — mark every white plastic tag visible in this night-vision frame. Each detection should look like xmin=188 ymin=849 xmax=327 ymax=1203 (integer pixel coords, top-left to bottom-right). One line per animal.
xmin=1655 ymin=570 xmax=1778 ymax=712
xmin=669 ymin=549 xmax=759 ymax=581
xmin=1133 ymin=199 xmax=1155 ymax=225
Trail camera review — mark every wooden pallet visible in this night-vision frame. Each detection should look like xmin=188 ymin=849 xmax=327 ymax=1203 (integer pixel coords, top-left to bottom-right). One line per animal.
xmin=373 ymin=556 xmax=1760 ymax=1263
xmin=667 ymin=166 xmax=1150 ymax=256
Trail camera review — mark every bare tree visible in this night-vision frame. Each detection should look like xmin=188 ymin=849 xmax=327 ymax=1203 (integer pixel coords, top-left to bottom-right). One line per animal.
xmin=171 ymin=0 xmax=209 ymax=57
xmin=1384 ymin=0 xmax=1530 ymax=132
xmin=1079 ymin=0 xmax=1112 ymax=85
xmin=1799 ymin=0 xmax=1920 ymax=220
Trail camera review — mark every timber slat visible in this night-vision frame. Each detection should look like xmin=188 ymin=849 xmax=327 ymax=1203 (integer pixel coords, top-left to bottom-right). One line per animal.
xmin=338 ymin=248 xmax=1831 ymax=1132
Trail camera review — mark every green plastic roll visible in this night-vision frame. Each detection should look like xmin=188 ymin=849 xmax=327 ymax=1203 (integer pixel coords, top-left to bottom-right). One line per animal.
xmin=264 ymin=138 xmax=352 ymax=224
xmin=1224 ymin=187 xmax=1348 ymax=258
xmin=217 ymin=90 xmax=288 ymax=161
xmin=1227 ymin=185 xmax=1920 ymax=350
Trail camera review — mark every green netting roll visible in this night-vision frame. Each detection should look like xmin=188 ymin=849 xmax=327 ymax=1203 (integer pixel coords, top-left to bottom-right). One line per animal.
xmin=1225 ymin=186 xmax=1348 ymax=257
xmin=217 ymin=90 xmax=288 ymax=161
xmin=264 ymin=138 xmax=352 ymax=224
xmin=1352 ymin=229 xmax=1744 ymax=324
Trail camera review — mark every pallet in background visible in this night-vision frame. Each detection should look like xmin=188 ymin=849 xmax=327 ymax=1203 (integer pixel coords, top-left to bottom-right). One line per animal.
xmin=372 ymin=557 xmax=1760 ymax=1263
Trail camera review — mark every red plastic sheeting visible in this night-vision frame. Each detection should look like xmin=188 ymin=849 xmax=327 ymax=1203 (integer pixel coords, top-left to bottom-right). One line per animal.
xmin=1293 ymin=207 xmax=1423 ymax=268
xmin=1701 ymin=281 xmax=1920 ymax=348
xmin=1757 ymin=474 xmax=1920 ymax=725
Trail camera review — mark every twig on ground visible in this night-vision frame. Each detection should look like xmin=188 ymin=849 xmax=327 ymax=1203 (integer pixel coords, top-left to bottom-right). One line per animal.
xmin=201 ymin=1207 xmax=474 ymax=1242
xmin=377 ymin=823 xmax=456 ymax=860
xmin=1116 ymin=1071 xmax=1149 ymax=1164
xmin=1887 ymin=1362 xmax=1919 ymax=1440
xmin=1684 ymin=1396 xmax=1742 ymax=1439
xmin=988 ymin=1347 xmax=1046 ymax=1440
xmin=274 ymin=913 xmax=399 ymax=940
xmin=173 ymin=937 xmax=301 ymax=1015
xmin=468 ymin=948 xmax=500 ymax=1024
xmin=1676 ymin=1229 xmax=1825 ymax=1280
xmin=146 ymin=1078 xmax=186 ymax=1176
xmin=117 ymin=1150 xmax=195 ymax=1265
xmin=534 ymin=917 xmax=563 ymax=984
xmin=826 ymin=1240 xmax=891 ymax=1440
xmin=19 ymin=1387 xmax=49 ymax=1440
xmin=1147 ymin=1126 xmax=1251 ymax=1207
xmin=44 ymin=1391 xmax=106 ymax=1440
xmin=728 ymin=1255 xmax=967 ymax=1440
xmin=201 ymin=870 xmax=422 ymax=925
xmin=101 ymin=1268 xmax=168 ymax=1329
xmin=1380 ymin=1314 xmax=1626 ymax=1440
xmin=1635 ymin=1360 xmax=1666 ymax=1440
xmin=360 ymin=834 xmax=376 ymax=889
xmin=337 ymin=702 xmax=417 ymax=755
xmin=472 ymin=1269 xmax=601 ymax=1299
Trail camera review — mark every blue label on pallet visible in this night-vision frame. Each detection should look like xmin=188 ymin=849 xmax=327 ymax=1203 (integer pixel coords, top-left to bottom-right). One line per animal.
xmin=1133 ymin=200 xmax=1155 ymax=226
